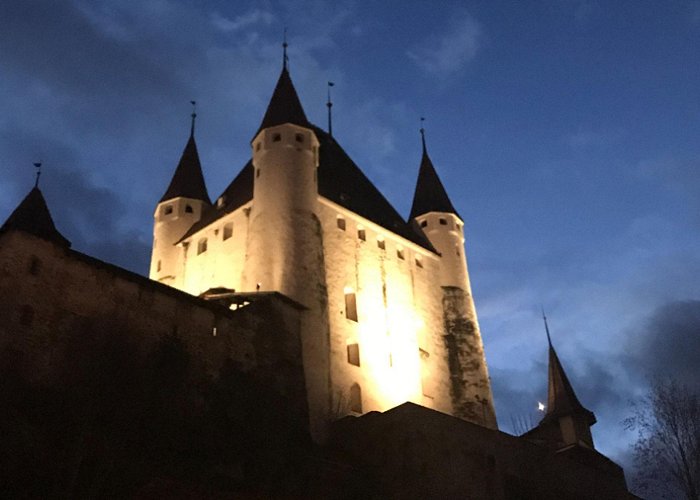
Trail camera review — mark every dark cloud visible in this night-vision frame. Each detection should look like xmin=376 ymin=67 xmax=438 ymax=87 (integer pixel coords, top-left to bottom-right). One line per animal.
xmin=631 ymin=300 xmax=700 ymax=388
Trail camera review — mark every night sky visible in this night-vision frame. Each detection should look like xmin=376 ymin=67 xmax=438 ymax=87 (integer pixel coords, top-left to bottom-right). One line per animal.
xmin=2 ymin=0 xmax=699 ymax=473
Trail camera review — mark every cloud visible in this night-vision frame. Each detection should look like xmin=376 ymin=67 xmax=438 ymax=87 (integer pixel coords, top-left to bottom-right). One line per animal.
xmin=629 ymin=300 xmax=700 ymax=389
xmin=407 ymin=10 xmax=481 ymax=77
xmin=210 ymin=9 xmax=274 ymax=33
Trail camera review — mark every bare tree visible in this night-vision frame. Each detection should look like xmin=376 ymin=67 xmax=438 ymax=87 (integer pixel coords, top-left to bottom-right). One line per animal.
xmin=624 ymin=379 xmax=700 ymax=500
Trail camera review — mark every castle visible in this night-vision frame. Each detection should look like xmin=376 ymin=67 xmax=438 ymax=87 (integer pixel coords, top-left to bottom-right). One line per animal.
xmin=0 ymin=55 xmax=636 ymax=497
xmin=149 ymin=59 xmax=496 ymax=439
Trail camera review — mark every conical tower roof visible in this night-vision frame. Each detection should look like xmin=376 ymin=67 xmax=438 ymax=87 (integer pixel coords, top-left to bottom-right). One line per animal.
xmin=160 ymin=134 xmax=211 ymax=204
xmin=541 ymin=339 xmax=596 ymax=426
xmin=255 ymin=66 xmax=310 ymax=136
xmin=1 ymin=187 xmax=71 ymax=247
xmin=409 ymin=137 xmax=460 ymax=220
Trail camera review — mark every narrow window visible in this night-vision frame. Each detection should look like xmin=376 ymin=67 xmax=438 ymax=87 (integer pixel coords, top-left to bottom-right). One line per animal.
xmin=349 ymin=383 xmax=362 ymax=413
xmin=223 ymin=223 xmax=233 ymax=240
xmin=19 ymin=305 xmax=34 ymax=326
xmin=377 ymin=238 xmax=385 ymax=250
xmin=185 ymin=205 xmax=194 ymax=214
xmin=256 ymin=168 xmax=261 ymax=178
xmin=344 ymin=288 xmax=358 ymax=322
xmin=415 ymin=255 xmax=423 ymax=268
xmin=164 ymin=205 xmax=173 ymax=215
xmin=272 ymin=133 xmax=282 ymax=142
xmin=420 ymin=219 xmax=428 ymax=228
xmin=197 ymin=238 xmax=208 ymax=255
xmin=295 ymin=133 xmax=304 ymax=143
xmin=455 ymin=244 xmax=461 ymax=257
xmin=357 ymin=228 xmax=366 ymax=241
xmin=397 ymin=247 xmax=405 ymax=260
xmin=439 ymin=217 xmax=447 ymax=226
xmin=337 ymin=217 xmax=346 ymax=230
xmin=28 ymin=256 xmax=40 ymax=275
xmin=157 ymin=260 xmax=162 ymax=272
xmin=347 ymin=343 xmax=360 ymax=366
xmin=256 ymin=142 xmax=261 ymax=151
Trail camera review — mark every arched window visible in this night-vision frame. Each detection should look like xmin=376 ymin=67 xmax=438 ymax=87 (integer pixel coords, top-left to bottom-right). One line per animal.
xmin=349 ymin=383 xmax=362 ymax=413
xmin=185 ymin=205 xmax=193 ymax=214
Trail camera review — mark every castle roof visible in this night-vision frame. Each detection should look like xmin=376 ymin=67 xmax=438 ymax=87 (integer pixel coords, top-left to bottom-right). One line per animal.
xmin=0 ymin=186 xmax=71 ymax=247
xmin=255 ymin=66 xmax=310 ymax=136
xmin=160 ymin=134 xmax=211 ymax=204
xmin=541 ymin=341 xmax=596 ymax=426
xmin=409 ymin=140 xmax=460 ymax=220
xmin=177 ymin=125 xmax=435 ymax=252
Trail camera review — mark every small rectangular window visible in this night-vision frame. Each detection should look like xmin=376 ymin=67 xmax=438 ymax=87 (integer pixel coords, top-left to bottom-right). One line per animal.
xmin=397 ymin=247 xmax=405 ymax=260
xmin=164 ymin=205 xmax=173 ymax=215
xmin=272 ymin=133 xmax=282 ymax=142
xmin=415 ymin=256 xmax=423 ymax=268
xmin=157 ymin=260 xmax=162 ymax=272
xmin=185 ymin=205 xmax=193 ymax=213
xmin=347 ymin=343 xmax=360 ymax=366
xmin=256 ymin=142 xmax=261 ymax=151
xmin=345 ymin=291 xmax=358 ymax=322
xmin=357 ymin=229 xmax=366 ymax=241
xmin=337 ymin=217 xmax=346 ymax=230
xmin=439 ymin=217 xmax=447 ymax=226
xmin=377 ymin=238 xmax=385 ymax=250
xmin=256 ymin=169 xmax=261 ymax=178
xmin=223 ymin=223 xmax=233 ymax=240
xmin=420 ymin=220 xmax=428 ymax=227
xmin=197 ymin=238 xmax=208 ymax=255
xmin=295 ymin=133 xmax=304 ymax=143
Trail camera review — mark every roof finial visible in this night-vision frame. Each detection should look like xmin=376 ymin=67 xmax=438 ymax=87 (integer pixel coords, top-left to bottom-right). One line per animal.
xmin=420 ymin=117 xmax=427 ymax=153
xmin=282 ymin=27 xmax=289 ymax=70
xmin=542 ymin=306 xmax=553 ymax=347
xmin=327 ymin=81 xmax=335 ymax=137
xmin=190 ymin=100 xmax=197 ymax=137
xmin=33 ymin=162 xmax=42 ymax=188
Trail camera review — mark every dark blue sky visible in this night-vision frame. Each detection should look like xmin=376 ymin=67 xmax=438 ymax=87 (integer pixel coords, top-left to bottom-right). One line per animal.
xmin=2 ymin=0 xmax=699 ymax=477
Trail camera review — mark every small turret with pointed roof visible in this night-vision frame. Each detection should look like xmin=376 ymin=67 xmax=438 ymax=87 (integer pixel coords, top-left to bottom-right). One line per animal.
xmin=1 ymin=185 xmax=71 ymax=248
xmin=528 ymin=312 xmax=596 ymax=449
xmin=160 ymin=103 xmax=211 ymax=204
xmin=409 ymin=124 xmax=460 ymax=220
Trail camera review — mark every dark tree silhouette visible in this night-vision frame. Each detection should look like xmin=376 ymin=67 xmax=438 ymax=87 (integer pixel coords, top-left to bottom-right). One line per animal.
xmin=625 ymin=379 xmax=700 ymax=500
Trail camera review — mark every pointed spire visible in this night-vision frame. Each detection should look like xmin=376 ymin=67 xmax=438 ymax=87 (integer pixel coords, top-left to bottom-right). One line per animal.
xmin=409 ymin=119 xmax=460 ymax=220
xmin=1 ymin=184 xmax=70 ymax=247
xmin=160 ymin=109 xmax=211 ymax=204
xmin=255 ymin=38 xmax=310 ymax=135
xmin=540 ymin=316 xmax=596 ymax=427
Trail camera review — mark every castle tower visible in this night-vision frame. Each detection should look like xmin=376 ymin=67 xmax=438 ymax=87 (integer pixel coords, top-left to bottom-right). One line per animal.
xmin=1 ymin=186 xmax=71 ymax=248
xmin=150 ymin=115 xmax=211 ymax=287
xmin=243 ymin=60 xmax=331 ymax=441
xmin=528 ymin=317 xmax=596 ymax=449
xmin=410 ymin=132 xmax=497 ymax=429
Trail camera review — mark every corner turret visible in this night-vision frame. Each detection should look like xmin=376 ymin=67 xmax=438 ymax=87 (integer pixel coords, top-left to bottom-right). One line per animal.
xmin=410 ymin=128 xmax=497 ymax=429
xmin=1 ymin=186 xmax=70 ymax=248
xmin=150 ymin=110 xmax=211 ymax=286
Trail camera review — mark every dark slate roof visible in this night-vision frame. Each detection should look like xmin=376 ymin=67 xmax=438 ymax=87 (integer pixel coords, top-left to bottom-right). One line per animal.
xmin=177 ymin=126 xmax=435 ymax=252
xmin=0 ymin=187 xmax=71 ymax=247
xmin=409 ymin=146 xmax=460 ymax=220
xmin=160 ymin=135 xmax=211 ymax=204
xmin=255 ymin=66 xmax=310 ymax=136
xmin=541 ymin=343 xmax=596 ymax=426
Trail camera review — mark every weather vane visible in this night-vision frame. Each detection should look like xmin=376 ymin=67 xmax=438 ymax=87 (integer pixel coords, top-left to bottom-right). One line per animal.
xmin=420 ymin=117 xmax=426 ymax=151
xmin=190 ymin=100 xmax=197 ymax=137
xmin=283 ymin=27 xmax=289 ymax=69
xmin=327 ymin=81 xmax=335 ymax=136
xmin=33 ymin=162 xmax=42 ymax=188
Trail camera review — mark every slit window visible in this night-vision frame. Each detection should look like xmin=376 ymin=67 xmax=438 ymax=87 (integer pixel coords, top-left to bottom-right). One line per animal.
xmin=295 ymin=133 xmax=304 ymax=143
xmin=344 ymin=288 xmax=358 ymax=322
xmin=185 ymin=205 xmax=193 ymax=214
xmin=337 ymin=217 xmax=346 ymax=230
xmin=415 ymin=256 xmax=423 ymax=268
xmin=157 ymin=260 xmax=162 ymax=272
xmin=164 ymin=205 xmax=173 ymax=215
xmin=223 ymin=223 xmax=233 ymax=240
xmin=377 ymin=238 xmax=385 ymax=250
xmin=349 ymin=383 xmax=362 ymax=413
xmin=197 ymin=238 xmax=208 ymax=255
xmin=272 ymin=133 xmax=282 ymax=142
xmin=357 ymin=228 xmax=366 ymax=241
xmin=439 ymin=217 xmax=447 ymax=226
xmin=256 ymin=142 xmax=261 ymax=151
xmin=420 ymin=220 xmax=428 ymax=227
xmin=456 ymin=245 xmax=461 ymax=257
xmin=347 ymin=343 xmax=360 ymax=366
xmin=256 ymin=168 xmax=261 ymax=178
xmin=397 ymin=247 xmax=405 ymax=260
